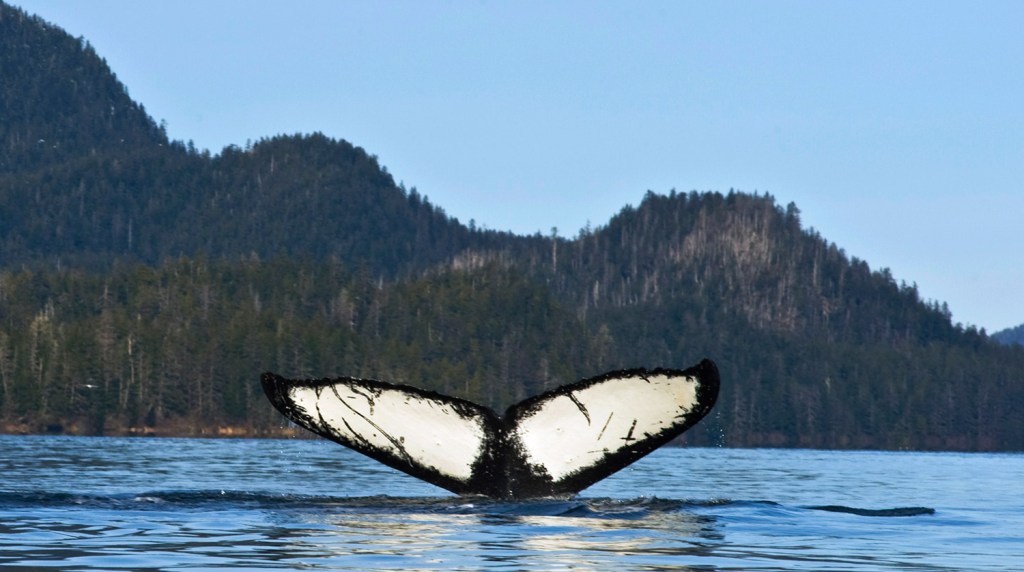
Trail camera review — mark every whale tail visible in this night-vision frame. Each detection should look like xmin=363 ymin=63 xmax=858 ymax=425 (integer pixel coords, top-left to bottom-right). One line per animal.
xmin=261 ymin=359 xmax=719 ymax=499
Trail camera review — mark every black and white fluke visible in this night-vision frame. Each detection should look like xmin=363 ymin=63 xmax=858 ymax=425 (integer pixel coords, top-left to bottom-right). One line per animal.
xmin=261 ymin=359 xmax=719 ymax=499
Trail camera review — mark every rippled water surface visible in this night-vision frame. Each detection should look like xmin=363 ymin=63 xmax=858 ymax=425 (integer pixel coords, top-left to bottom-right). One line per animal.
xmin=1 ymin=435 xmax=1021 ymax=570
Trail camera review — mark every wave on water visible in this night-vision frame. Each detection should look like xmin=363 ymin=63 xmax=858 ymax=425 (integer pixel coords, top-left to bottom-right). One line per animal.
xmin=806 ymin=504 xmax=936 ymax=517
xmin=0 ymin=490 xmax=934 ymax=518
xmin=0 ymin=490 xmax=686 ymax=517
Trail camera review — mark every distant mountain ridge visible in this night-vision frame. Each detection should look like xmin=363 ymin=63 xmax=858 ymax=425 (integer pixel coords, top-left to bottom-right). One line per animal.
xmin=993 ymin=324 xmax=1024 ymax=347
xmin=0 ymin=4 xmax=165 ymax=174
xmin=2 ymin=2 xmax=1023 ymax=450
xmin=2 ymin=3 xmax=482 ymax=273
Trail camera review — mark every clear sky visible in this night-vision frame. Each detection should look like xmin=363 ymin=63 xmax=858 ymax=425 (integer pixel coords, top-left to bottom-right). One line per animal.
xmin=13 ymin=0 xmax=1024 ymax=333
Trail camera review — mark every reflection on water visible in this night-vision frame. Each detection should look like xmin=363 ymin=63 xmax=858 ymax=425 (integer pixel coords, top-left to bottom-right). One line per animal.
xmin=505 ymin=513 xmax=720 ymax=566
xmin=1 ymin=436 xmax=1021 ymax=570
xmin=1 ymin=491 xmax=728 ymax=570
xmin=293 ymin=498 xmax=724 ymax=570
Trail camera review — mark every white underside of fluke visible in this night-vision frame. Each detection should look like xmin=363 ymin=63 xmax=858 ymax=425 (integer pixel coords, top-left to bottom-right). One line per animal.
xmin=288 ymin=383 xmax=490 ymax=482
xmin=510 ymin=372 xmax=700 ymax=481
xmin=263 ymin=359 xmax=719 ymax=498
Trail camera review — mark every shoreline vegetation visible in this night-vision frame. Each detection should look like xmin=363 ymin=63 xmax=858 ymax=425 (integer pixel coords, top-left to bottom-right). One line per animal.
xmin=0 ymin=419 xmax=307 ymax=439
xmin=3 ymin=3 xmax=1024 ymax=452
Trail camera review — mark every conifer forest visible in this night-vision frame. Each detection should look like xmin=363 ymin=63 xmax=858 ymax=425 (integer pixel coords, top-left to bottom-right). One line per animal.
xmin=2 ymin=3 xmax=1023 ymax=450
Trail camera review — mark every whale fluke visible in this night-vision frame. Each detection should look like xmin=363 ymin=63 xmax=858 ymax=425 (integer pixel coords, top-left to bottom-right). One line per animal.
xmin=261 ymin=358 xmax=719 ymax=499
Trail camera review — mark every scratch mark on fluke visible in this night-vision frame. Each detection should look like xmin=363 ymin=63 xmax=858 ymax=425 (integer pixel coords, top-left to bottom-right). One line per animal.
xmin=596 ymin=412 xmax=614 ymax=441
xmin=261 ymin=358 xmax=720 ymax=499
xmin=567 ymin=392 xmax=591 ymax=424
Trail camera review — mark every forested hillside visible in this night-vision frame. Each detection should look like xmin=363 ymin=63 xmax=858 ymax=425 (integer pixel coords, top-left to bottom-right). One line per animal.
xmin=0 ymin=4 xmax=165 ymax=175
xmin=3 ymin=3 xmax=1024 ymax=450
xmin=2 ymin=5 xmax=486 ymax=272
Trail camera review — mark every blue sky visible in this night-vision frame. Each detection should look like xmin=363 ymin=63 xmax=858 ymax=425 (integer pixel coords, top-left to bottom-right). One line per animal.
xmin=15 ymin=1 xmax=1024 ymax=332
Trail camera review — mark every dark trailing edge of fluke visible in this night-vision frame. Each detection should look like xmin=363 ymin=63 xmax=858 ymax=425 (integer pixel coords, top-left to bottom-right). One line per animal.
xmin=261 ymin=358 xmax=719 ymax=499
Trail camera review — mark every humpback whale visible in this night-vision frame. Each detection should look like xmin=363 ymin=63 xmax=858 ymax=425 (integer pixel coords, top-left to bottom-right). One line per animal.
xmin=261 ymin=358 xmax=719 ymax=499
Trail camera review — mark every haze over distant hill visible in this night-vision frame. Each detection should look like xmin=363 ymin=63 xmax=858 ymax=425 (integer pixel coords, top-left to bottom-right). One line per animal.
xmin=2 ymin=3 xmax=1023 ymax=450
xmin=993 ymin=324 xmax=1024 ymax=347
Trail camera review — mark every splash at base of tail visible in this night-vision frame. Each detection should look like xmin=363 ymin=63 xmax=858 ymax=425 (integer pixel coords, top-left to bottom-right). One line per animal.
xmin=261 ymin=359 xmax=719 ymax=499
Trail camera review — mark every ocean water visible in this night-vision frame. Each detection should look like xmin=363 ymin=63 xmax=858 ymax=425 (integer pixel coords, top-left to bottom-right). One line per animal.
xmin=1 ymin=435 xmax=1021 ymax=570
